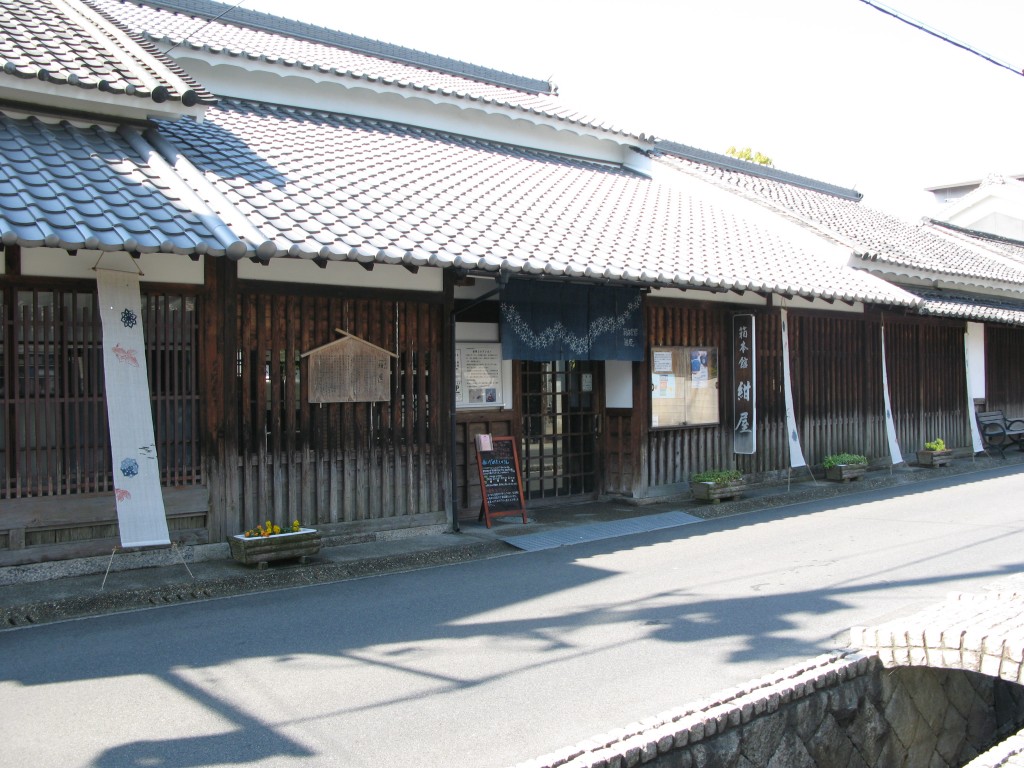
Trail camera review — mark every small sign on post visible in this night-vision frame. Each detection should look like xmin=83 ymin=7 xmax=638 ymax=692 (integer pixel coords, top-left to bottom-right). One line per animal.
xmin=475 ymin=435 xmax=527 ymax=528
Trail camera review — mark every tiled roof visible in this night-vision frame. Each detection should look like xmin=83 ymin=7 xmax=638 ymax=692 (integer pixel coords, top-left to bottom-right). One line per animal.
xmin=111 ymin=0 xmax=553 ymax=94
xmin=656 ymin=150 xmax=1024 ymax=288
xmin=912 ymin=289 xmax=1024 ymax=327
xmin=146 ymin=98 xmax=915 ymax=305
xmin=924 ymin=219 xmax=1024 ymax=269
xmin=0 ymin=112 xmax=246 ymax=255
xmin=656 ymin=141 xmax=863 ymax=202
xmin=0 ymin=0 xmax=214 ymax=107
xmin=91 ymin=0 xmax=646 ymax=140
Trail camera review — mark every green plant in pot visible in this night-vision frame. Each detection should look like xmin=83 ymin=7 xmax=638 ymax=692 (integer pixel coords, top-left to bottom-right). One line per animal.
xmin=691 ymin=468 xmax=745 ymax=503
xmin=917 ymin=437 xmax=953 ymax=467
xmin=823 ymin=452 xmax=867 ymax=482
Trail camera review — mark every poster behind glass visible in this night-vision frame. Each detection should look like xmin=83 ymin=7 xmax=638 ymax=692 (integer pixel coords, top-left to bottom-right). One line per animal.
xmin=650 ymin=346 xmax=719 ymax=428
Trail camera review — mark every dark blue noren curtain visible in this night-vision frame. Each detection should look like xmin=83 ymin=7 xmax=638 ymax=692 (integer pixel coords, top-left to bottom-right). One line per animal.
xmin=499 ymin=280 xmax=644 ymax=361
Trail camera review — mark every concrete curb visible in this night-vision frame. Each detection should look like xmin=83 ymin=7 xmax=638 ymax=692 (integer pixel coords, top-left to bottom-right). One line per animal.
xmin=3 ymin=452 xmax=1022 ymax=631
xmin=1 ymin=537 xmax=511 ymax=629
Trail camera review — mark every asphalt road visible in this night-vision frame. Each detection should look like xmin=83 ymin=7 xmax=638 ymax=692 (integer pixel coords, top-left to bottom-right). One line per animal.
xmin=3 ymin=464 xmax=1024 ymax=768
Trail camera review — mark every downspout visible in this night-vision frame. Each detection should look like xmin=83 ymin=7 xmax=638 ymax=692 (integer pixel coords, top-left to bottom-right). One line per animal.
xmin=448 ymin=271 xmax=509 ymax=533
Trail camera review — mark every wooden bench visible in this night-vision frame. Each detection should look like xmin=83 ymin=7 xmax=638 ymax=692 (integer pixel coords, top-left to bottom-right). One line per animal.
xmin=976 ymin=410 xmax=1024 ymax=458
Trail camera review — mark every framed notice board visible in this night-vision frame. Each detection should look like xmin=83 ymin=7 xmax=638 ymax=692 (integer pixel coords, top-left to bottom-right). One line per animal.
xmin=650 ymin=346 xmax=720 ymax=428
xmin=456 ymin=343 xmax=507 ymax=409
xmin=475 ymin=435 xmax=527 ymax=528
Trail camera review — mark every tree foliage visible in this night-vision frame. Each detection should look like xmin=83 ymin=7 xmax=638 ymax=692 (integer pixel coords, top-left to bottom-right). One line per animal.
xmin=725 ymin=146 xmax=773 ymax=167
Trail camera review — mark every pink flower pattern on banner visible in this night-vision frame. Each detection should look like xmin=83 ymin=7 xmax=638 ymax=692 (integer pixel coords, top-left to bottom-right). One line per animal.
xmin=115 ymin=488 xmax=132 ymax=502
xmin=112 ymin=343 xmax=139 ymax=367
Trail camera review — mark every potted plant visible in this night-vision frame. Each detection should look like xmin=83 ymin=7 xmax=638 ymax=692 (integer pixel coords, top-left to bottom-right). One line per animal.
xmin=229 ymin=519 xmax=322 ymax=568
xmin=823 ymin=453 xmax=868 ymax=482
xmin=916 ymin=438 xmax=953 ymax=467
xmin=690 ymin=469 xmax=746 ymax=503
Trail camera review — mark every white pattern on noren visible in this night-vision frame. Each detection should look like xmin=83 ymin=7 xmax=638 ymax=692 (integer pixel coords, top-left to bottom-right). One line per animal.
xmin=501 ymin=294 xmax=642 ymax=354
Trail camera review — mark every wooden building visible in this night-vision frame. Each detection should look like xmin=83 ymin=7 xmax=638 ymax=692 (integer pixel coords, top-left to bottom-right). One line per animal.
xmin=3 ymin=0 xmax=1024 ymax=567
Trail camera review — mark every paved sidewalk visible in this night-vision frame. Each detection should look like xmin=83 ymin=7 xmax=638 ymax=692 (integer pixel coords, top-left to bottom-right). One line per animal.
xmin=3 ymin=451 xmax=1023 ymax=630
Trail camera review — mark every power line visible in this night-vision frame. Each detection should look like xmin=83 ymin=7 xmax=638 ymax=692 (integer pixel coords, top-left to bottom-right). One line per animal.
xmin=857 ymin=0 xmax=1023 ymax=78
xmin=163 ymin=0 xmax=253 ymax=55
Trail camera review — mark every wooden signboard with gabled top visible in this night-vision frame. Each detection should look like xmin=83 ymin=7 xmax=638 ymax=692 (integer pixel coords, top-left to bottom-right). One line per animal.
xmin=301 ymin=329 xmax=398 ymax=403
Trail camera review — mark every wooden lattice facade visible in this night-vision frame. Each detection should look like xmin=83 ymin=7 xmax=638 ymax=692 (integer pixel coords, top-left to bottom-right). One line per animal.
xmin=615 ymin=303 xmax=979 ymax=498
xmin=0 ymin=263 xmax=206 ymax=564
xmin=224 ymin=282 xmax=447 ymax=537
xmin=985 ymin=325 xmax=1024 ymax=416
xmin=1 ymin=246 xmax=1020 ymax=563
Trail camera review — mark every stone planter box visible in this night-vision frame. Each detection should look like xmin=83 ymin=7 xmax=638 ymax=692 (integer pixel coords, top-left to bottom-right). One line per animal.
xmin=916 ymin=449 xmax=953 ymax=467
xmin=691 ymin=481 xmax=746 ymax=503
xmin=229 ymin=528 xmax=321 ymax=568
xmin=825 ymin=464 xmax=867 ymax=482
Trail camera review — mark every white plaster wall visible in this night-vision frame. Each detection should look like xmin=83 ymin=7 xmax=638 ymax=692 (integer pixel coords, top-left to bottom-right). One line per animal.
xmin=650 ymin=287 xmax=770 ymax=307
xmin=605 ymin=360 xmax=634 ymax=408
xmin=650 ymin=288 xmax=864 ymax=314
xmin=944 ymin=195 xmax=1024 ymax=240
xmin=776 ymin=296 xmax=865 ymax=313
xmin=21 ymin=248 xmax=204 ymax=284
xmin=454 ymin=278 xmax=502 ymax=301
xmin=0 ymin=81 xmax=200 ymax=123
xmin=180 ymin=57 xmax=642 ymax=165
xmin=237 ymin=257 xmax=442 ymax=292
xmin=455 ymin=322 xmax=498 ymax=343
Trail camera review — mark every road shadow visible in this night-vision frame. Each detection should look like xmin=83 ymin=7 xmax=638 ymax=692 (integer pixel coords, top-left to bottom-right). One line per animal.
xmin=2 ymin=460 xmax=1023 ymax=767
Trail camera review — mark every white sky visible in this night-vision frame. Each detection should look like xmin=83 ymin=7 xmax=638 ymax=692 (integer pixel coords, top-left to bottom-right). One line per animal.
xmin=238 ymin=0 xmax=1024 ymax=221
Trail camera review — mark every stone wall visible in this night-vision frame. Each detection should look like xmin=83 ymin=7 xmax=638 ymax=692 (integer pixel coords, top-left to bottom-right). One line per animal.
xmin=962 ymin=729 xmax=1024 ymax=768
xmin=515 ymin=651 xmax=1024 ymax=768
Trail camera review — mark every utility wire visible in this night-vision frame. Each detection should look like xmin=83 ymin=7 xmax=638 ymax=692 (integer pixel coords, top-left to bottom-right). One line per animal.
xmin=162 ymin=0 xmax=251 ymax=55
xmin=857 ymin=0 xmax=1023 ymax=78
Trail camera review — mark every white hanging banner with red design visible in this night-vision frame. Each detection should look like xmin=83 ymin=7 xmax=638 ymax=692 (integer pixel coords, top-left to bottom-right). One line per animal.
xmin=880 ymin=324 xmax=904 ymax=465
xmin=97 ymin=268 xmax=170 ymax=548
xmin=780 ymin=309 xmax=807 ymax=468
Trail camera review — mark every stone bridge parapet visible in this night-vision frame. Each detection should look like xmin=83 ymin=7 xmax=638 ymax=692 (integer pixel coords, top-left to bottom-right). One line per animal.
xmin=850 ymin=590 xmax=1024 ymax=686
xmin=516 ymin=585 xmax=1024 ymax=768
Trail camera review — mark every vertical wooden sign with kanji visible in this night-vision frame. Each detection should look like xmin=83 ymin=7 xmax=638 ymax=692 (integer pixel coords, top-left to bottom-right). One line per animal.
xmin=733 ymin=314 xmax=756 ymax=454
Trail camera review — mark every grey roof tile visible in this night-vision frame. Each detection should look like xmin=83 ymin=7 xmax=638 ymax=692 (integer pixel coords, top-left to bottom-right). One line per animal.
xmin=914 ymin=289 xmax=1024 ymax=326
xmin=1 ymin=0 xmax=214 ymax=107
xmin=655 ymin=149 xmax=1024 ymax=289
xmin=923 ymin=220 xmax=1024 ymax=269
xmin=142 ymin=98 xmax=914 ymax=305
xmin=91 ymin=0 xmax=647 ymax=140
xmin=0 ymin=113 xmax=240 ymax=253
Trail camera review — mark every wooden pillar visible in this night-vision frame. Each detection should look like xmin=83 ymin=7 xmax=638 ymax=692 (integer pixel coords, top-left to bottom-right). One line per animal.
xmin=442 ymin=270 xmax=456 ymax=527
xmin=201 ymin=256 xmax=239 ymax=541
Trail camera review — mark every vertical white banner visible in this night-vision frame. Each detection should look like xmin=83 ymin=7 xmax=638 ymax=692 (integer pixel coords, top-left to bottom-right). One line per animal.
xmin=880 ymin=324 xmax=904 ymax=465
xmin=780 ymin=309 xmax=807 ymax=468
xmin=97 ymin=269 xmax=170 ymax=548
xmin=964 ymin=333 xmax=984 ymax=453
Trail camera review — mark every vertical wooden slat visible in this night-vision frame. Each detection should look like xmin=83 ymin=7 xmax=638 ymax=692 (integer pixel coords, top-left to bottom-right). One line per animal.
xmin=223 ymin=287 xmax=446 ymax=529
xmin=284 ymin=294 xmax=299 ymax=525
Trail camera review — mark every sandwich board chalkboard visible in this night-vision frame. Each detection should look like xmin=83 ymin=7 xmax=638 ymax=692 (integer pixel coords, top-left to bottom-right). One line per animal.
xmin=476 ymin=435 xmax=527 ymax=528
